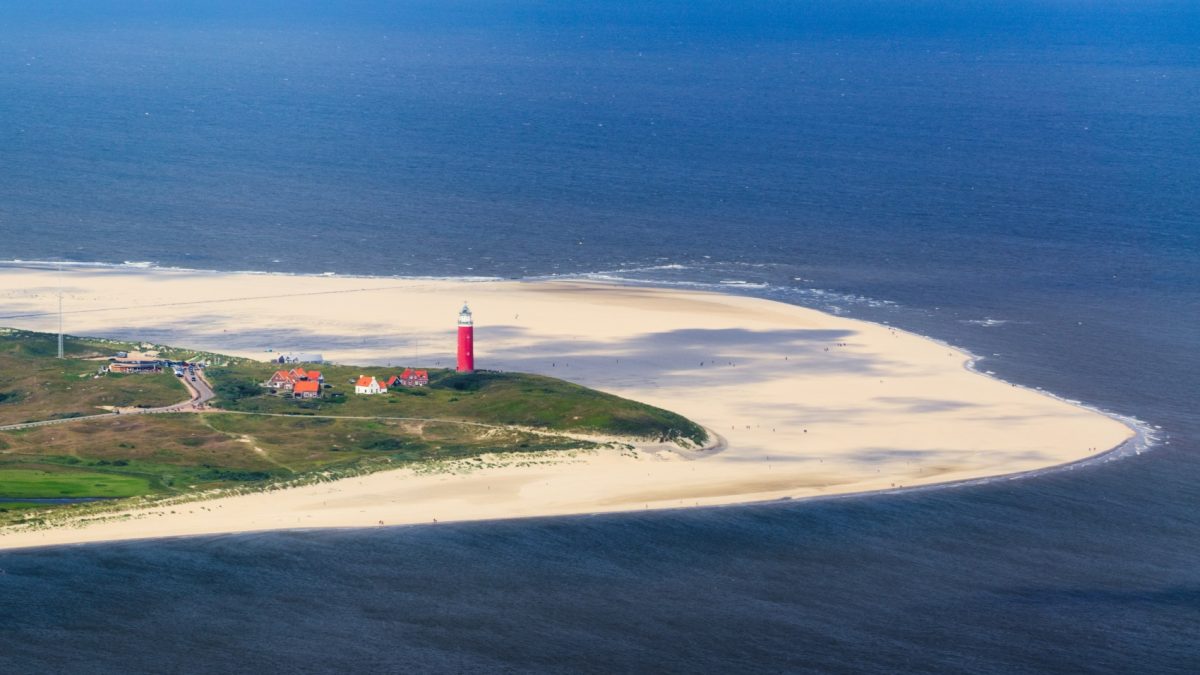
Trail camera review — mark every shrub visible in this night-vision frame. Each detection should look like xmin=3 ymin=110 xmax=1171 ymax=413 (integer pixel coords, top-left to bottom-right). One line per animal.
xmin=362 ymin=437 xmax=406 ymax=452
xmin=210 ymin=371 xmax=264 ymax=404
xmin=197 ymin=468 xmax=274 ymax=482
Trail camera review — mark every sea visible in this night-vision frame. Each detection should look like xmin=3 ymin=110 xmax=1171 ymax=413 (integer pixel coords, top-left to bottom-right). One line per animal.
xmin=0 ymin=1 xmax=1197 ymax=672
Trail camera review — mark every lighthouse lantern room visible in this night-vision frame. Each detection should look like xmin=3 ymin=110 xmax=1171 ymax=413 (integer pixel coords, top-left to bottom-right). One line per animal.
xmin=457 ymin=302 xmax=475 ymax=373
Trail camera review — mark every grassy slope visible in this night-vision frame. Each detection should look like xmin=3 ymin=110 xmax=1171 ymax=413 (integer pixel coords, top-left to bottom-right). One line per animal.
xmin=208 ymin=362 xmax=707 ymax=444
xmin=0 ymin=329 xmax=707 ymax=526
xmin=0 ymin=410 xmax=601 ymax=526
xmin=0 ymin=329 xmax=189 ymax=425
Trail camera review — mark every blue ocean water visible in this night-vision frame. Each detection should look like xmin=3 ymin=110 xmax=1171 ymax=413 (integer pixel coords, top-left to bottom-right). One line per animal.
xmin=0 ymin=1 xmax=1197 ymax=672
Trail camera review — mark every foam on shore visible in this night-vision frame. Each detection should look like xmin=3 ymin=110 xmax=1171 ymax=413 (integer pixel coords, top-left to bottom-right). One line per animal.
xmin=0 ymin=265 xmax=1136 ymax=550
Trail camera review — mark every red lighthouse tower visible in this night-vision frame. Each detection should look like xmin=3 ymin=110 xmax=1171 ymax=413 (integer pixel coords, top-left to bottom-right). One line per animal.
xmin=456 ymin=302 xmax=474 ymax=373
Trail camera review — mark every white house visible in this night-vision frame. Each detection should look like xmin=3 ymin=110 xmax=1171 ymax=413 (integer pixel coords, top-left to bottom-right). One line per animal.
xmin=354 ymin=375 xmax=387 ymax=395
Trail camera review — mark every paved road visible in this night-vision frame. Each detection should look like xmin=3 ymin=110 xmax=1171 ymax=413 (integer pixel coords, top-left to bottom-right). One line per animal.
xmin=0 ymin=368 xmax=215 ymax=432
xmin=173 ymin=367 xmax=216 ymax=411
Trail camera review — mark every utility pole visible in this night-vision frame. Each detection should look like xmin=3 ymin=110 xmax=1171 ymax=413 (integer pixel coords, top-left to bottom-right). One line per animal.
xmin=57 ymin=265 xmax=64 ymax=359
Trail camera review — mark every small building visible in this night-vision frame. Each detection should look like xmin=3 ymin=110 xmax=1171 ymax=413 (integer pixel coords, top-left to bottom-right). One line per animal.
xmin=276 ymin=353 xmax=324 ymax=365
xmin=108 ymin=360 xmax=163 ymax=374
xmin=354 ymin=375 xmax=387 ymax=395
xmin=289 ymin=368 xmax=323 ymax=384
xmin=264 ymin=369 xmax=296 ymax=391
xmin=384 ymin=369 xmax=429 ymax=389
xmin=292 ymin=380 xmax=321 ymax=399
xmin=399 ymin=368 xmax=429 ymax=387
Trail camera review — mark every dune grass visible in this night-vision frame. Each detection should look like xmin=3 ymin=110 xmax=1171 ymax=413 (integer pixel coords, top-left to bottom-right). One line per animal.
xmin=0 ymin=328 xmax=706 ymax=527
xmin=0 ymin=329 xmax=189 ymax=425
xmin=208 ymin=362 xmax=707 ymax=444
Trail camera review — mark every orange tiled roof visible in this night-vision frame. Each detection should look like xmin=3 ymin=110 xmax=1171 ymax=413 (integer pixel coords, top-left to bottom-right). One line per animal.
xmin=356 ymin=376 xmax=376 ymax=387
xmin=293 ymin=380 xmax=320 ymax=394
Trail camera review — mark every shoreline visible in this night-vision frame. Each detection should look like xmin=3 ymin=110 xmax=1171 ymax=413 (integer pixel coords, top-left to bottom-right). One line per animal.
xmin=0 ymin=265 xmax=1139 ymax=551
xmin=0 ymin=425 xmax=1143 ymax=555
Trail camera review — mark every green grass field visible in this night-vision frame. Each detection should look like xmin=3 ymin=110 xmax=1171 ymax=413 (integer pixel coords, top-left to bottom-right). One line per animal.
xmin=0 ymin=468 xmax=150 ymax=499
xmin=0 ymin=410 xmax=599 ymax=527
xmin=0 ymin=328 xmax=706 ymax=527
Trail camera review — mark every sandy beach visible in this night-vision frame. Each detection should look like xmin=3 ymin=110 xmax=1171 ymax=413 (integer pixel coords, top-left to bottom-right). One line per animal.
xmin=0 ymin=264 xmax=1134 ymax=549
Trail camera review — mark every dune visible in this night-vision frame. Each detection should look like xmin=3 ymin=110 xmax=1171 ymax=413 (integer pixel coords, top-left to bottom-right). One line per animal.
xmin=0 ymin=264 xmax=1134 ymax=549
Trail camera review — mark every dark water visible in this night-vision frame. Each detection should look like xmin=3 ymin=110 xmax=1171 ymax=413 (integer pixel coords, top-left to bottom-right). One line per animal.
xmin=1 ymin=1 xmax=1198 ymax=672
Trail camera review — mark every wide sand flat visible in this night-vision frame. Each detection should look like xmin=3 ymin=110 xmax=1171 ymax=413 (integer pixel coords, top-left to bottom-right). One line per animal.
xmin=0 ymin=265 xmax=1132 ymax=549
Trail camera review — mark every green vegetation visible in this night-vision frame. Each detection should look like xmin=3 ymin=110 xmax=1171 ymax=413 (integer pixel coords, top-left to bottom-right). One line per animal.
xmin=202 ymin=413 xmax=594 ymax=468
xmin=0 ymin=502 xmax=46 ymax=515
xmin=0 ymin=468 xmax=149 ymax=499
xmin=0 ymin=329 xmax=188 ymax=425
xmin=0 ymin=328 xmax=707 ymax=528
xmin=208 ymin=362 xmax=706 ymax=444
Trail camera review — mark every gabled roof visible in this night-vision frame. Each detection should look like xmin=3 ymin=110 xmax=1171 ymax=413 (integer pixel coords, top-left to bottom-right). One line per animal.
xmin=307 ymin=370 xmax=323 ymax=380
xmin=414 ymin=370 xmax=429 ymax=378
xmin=355 ymin=375 xmax=377 ymax=387
xmin=269 ymin=370 xmax=294 ymax=382
xmin=293 ymin=380 xmax=320 ymax=394
xmin=384 ymin=376 xmax=401 ymax=386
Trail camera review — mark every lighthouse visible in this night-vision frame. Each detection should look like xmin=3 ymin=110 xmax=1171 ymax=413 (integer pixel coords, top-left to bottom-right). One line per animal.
xmin=457 ymin=302 xmax=474 ymax=373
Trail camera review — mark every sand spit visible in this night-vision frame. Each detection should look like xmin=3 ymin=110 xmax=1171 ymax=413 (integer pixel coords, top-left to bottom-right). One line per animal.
xmin=0 ymin=266 xmax=1133 ymax=549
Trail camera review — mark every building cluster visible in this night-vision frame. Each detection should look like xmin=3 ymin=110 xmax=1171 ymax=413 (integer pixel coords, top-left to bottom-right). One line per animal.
xmin=262 ymin=366 xmax=431 ymax=398
xmin=257 ymin=303 xmax=475 ymax=400
xmin=353 ymin=369 xmax=430 ymax=395
xmin=106 ymin=354 xmax=203 ymax=375
xmin=263 ymin=367 xmax=325 ymax=399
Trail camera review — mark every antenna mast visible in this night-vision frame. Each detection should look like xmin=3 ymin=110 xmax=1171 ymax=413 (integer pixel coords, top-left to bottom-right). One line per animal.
xmin=57 ymin=265 xmax=64 ymax=359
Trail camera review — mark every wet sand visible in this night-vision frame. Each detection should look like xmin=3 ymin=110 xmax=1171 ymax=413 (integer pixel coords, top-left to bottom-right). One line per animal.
xmin=0 ymin=265 xmax=1133 ymax=549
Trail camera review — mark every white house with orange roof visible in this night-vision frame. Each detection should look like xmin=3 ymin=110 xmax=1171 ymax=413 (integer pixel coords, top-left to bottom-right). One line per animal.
xmin=354 ymin=375 xmax=387 ymax=395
